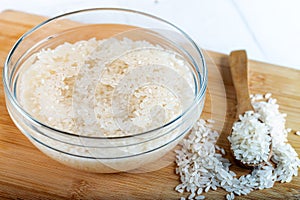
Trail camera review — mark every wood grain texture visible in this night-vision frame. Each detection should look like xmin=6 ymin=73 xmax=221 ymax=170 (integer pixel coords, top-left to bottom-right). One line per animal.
xmin=0 ymin=10 xmax=299 ymax=200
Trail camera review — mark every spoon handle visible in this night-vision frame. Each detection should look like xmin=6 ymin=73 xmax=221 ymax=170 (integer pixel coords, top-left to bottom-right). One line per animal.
xmin=229 ymin=50 xmax=253 ymax=119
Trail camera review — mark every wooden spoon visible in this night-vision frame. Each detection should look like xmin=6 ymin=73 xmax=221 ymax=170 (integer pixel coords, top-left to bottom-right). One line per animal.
xmin=229 ymin=50 xmax=272 ymax=168
xmin=229 ymin=50 xmax=253 ymax=119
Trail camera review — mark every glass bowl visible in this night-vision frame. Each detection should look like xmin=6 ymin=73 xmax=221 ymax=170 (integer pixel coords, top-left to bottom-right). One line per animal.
xmin=3 ymin=8 xmax=207 ymax=173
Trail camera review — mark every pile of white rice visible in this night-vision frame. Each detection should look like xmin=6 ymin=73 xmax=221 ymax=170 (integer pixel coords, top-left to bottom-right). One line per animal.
xmin=228 ymin=111 xmax=271 ymax=166
xmin=20 ymin=37 xmax=193 ymax=136
xmin=175 ymin=93 xmax=300 ymax=199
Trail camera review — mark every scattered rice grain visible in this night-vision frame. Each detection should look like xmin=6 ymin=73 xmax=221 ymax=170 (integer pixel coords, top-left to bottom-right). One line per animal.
xmin=175 ymin=93 xmax=300 ymax=199
xmin=264 ymin=93 xmax=272 ymax=99
xmin=195 ymin=195 xmax=205 ymax=200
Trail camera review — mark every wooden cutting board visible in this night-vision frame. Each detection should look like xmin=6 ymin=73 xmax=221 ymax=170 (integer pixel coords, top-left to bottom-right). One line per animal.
xmin=0 ymin=10 xmax=299 ymax=199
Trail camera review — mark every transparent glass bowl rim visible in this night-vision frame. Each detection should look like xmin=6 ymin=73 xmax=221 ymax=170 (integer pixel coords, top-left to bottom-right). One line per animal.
xmin=3 ymin=7 xmax=207 ymax=140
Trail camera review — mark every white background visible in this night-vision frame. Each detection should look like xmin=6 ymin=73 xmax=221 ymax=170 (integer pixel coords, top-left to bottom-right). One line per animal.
xmin=1 ymin=0 xmax=300 ymax=70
